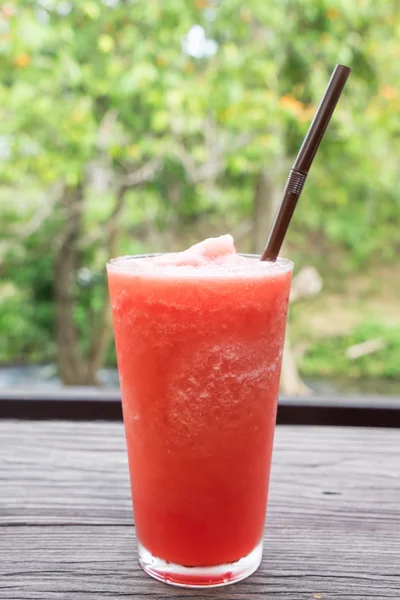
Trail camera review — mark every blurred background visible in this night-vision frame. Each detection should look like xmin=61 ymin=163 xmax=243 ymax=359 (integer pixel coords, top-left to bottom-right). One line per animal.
xmin=0 ymin=0 xmax=399 ymax=396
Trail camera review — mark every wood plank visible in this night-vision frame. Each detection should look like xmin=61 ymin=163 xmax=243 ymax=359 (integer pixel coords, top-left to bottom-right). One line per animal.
xmin=1 ymin=421 xmax=400 ymax=527
xmin=1 ymin=421 xmax=400 ymax=599
xmin=1 ymin=524 xmax=400 ymax=600
xmin=0 ymin=421 xmax=132 ymax=525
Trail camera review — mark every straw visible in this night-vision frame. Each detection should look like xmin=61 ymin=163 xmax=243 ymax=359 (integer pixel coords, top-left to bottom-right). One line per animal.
xmin=261 ymin=64 xmax=351 ymax=262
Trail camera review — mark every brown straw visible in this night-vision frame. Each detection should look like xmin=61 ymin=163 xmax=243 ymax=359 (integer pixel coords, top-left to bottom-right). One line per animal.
xmin=261 ymin=64 xmax=351 ymax=262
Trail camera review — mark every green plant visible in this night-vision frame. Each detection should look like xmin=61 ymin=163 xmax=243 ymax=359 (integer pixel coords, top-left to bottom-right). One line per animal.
xmin=300 ymin=319 xmax=400 ymax=380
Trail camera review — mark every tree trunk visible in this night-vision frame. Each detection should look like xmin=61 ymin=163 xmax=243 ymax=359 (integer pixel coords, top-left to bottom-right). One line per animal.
xmin=55 ymin=159 xmax=161 ymax=386
xmin=54 ymin=184 xmax=92 ymax=385
xmin=86 ymin=186 xmax=128 ymax=378
xmin=252 ymin=168 xmax=310 ymax=396
xmin=54 ymin=185 xmax=129 ymax=385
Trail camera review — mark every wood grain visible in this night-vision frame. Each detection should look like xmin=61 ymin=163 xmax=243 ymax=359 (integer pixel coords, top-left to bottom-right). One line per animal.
xmin=1 ymin=421 xmax=400 ymax=599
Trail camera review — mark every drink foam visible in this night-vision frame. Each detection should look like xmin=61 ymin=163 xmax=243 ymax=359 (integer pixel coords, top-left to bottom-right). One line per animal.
xmin=108 ymin=235 xmax=293 ymax=278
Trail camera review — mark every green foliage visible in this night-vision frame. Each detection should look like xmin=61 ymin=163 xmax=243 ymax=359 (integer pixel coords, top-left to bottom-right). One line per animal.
xmin=0 ymin=289 xmax=54 ymax=363
xmin=300 ymin=319 xmax=400 ymax=380
xmin=0 ymin=0 xmax=399 ymax=380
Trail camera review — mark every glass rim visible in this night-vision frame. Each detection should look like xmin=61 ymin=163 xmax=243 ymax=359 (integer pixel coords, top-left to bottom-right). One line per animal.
xmin=106 ymin=253 xmax=294 ymax=275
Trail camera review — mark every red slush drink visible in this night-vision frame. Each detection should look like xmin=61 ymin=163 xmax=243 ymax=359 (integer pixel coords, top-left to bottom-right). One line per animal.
xmin=107 ymin=235 xmax=293 ymax=587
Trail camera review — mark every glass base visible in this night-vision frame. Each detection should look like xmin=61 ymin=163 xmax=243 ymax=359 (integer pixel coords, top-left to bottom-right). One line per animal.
xmin=138 ymin=540 xmax=263 ymax=588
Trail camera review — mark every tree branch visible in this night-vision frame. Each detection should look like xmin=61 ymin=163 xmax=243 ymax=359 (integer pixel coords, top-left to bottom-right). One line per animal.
xmin=80 ymin=158 xmax=163 ymax=249
xmin=13 ymin=181 xmax=64 ymax=238
xmin=85 ymin=155 xmax=163 ymax=373
xmin=120 ymin=157 xmax=163 ymax=188
xmin=174 ymin=125 xmax=253 ymax=184
xmin=86 ymin=185 xmax=129 ymax=374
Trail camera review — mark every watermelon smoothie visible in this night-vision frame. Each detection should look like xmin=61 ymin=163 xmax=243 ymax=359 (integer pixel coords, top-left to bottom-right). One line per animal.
xmin=107 ymin=235 xmax=293 ymax=587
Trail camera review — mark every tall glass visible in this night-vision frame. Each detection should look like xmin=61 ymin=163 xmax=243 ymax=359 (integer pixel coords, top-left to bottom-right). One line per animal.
xmin=107 ymin=254 xmax=293 ymax=588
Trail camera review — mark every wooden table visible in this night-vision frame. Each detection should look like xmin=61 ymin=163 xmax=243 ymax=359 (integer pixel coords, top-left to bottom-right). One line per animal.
xmin=1 ymin=420 xmax=400 ymax=599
